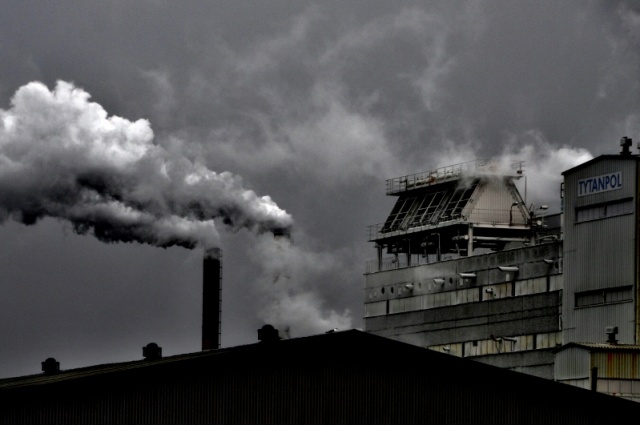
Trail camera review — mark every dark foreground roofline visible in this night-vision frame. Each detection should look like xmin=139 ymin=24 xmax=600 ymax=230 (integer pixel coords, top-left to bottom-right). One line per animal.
xmin=2 ymin=330 xmax=640 ymax=424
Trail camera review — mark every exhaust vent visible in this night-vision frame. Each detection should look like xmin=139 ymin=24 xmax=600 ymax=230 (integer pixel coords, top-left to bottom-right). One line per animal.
xmin=41 ymin=358 xmax=60 ymax=374
xmin=620 ymin=136 xmax=632 ymax=155
xmin=142 ymin=342 xmax=162 ymax=360
xmin=258 ymin=324 xmax=281 ymax=343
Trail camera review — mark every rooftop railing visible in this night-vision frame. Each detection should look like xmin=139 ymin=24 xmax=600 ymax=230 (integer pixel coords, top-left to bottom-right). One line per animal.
xmin=385 ymin=159 xmax=523 ymax=195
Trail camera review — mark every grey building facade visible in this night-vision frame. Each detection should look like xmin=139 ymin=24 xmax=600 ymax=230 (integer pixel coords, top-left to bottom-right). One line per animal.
xmin=562 ymin=152 xmax=639 ymax=345
xmin=364 ymin=138 xmax=640 ymax=394
xmin=365 ymin=160 xmax=562 ymax=379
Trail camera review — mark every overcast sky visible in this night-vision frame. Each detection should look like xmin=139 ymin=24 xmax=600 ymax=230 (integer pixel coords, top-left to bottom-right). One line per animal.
xmin=1 ymin=1 xmax=639 ymax=378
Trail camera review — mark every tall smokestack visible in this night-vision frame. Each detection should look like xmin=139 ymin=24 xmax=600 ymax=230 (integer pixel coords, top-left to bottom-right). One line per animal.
xmin=202 ymin=248 xmax=222 ymax=350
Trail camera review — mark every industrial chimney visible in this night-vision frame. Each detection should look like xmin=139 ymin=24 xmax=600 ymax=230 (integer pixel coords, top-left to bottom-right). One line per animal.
xmin=202 ymin=248 xmax=222 ymax=350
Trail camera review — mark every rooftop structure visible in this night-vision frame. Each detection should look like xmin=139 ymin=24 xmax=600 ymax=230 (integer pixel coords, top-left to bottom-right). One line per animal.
xmin=367 ymin=160 xmax=537 ymax=274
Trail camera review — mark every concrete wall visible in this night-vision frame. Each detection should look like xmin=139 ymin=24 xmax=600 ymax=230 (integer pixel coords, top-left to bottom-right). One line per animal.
xmin=364 ymin=243 xmax=562 ymax=378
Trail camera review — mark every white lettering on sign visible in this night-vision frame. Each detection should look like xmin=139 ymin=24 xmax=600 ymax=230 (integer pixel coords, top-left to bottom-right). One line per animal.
xmin=577 ymin=172 xmax=622 ymax=197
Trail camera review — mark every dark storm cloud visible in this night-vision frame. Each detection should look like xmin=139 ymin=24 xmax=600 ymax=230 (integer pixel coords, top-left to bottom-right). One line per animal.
xmin=0 ymin=0 xmax=639 ymax=377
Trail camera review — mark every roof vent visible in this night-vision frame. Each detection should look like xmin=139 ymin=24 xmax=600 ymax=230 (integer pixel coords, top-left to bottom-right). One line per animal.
xmin=605 ymin=326 xmax=618 ymax=344
xmin=42 ymin=357 xmax=60 ymax=374
xmin=142 ymin=342 xmax=162 ymax=360
xmin=258 ymin=324 xmax=281 ymax=343
xmin=620 ymin=137 xmax=632 ymax=155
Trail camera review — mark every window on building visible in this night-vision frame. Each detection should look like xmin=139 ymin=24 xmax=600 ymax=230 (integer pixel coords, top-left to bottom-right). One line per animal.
xmin=575 ymin=286 xmax=632 ymax=308
xmin=575 ymin=198 xmax=634 ymax=223
xmin=380 ymin=180 xmax=480 ymax=233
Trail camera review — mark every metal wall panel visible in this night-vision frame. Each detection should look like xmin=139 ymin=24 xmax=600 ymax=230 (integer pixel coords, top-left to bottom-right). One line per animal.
xmin=563 ymin=157 xmax=638 ymax=344
xmin=555 ymin=346 xmax=591 ymax=380
xmin=567 ymin=302 xmax=635 ymax=343
xmin=468 ymin=178 xmax=527 ymax=225
xmin=365 ymin=301 xmax=387 ymax=317
xmin=365 ymin=243 xmax=561 ymax=289
xmin=515 ymin=277 xmax=546 ymax=296
xmin=593 ymin=351 xmax=640 ymax=379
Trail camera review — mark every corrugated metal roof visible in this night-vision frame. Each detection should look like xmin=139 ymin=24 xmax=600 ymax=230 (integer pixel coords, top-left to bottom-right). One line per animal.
xmin=557 ymin=342 xmax=640 ymax=352
xmin=0 ymin=351 xmax=208 ymax=389
xmin=3 ymin=330 xmax=640 ymax=424
xmin=0 ymin=332 xmax=362 ymax=389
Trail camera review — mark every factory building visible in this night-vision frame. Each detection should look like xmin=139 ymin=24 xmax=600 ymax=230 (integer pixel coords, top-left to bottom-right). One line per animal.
xmin=2 ymin=330 xmax=640 ymax=424
xmin=364 ymin=137 xmax=640 ymax=400
xmin=561 ymin=141 xmax=639 ymax=345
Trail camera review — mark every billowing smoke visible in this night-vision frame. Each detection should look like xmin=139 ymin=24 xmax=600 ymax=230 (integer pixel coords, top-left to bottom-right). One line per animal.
xmin=431 ymin=131 xmax=593 ymax=211
xmin=0 ymin=81 xmax=292 ymax=249
xmin=495 ymin=131 xmax=593 ymax=210
xmin=250 ymin=233 xmax=353 ymax=337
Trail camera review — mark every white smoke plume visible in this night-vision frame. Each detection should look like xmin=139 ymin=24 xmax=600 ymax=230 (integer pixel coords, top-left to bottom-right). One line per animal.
xmin=0 ymin=81 xmax=292 ymax=249
xmin=250 ymin=234 xmax=353 ymax=338
xmin=496 ymin=131 xmax=593 ymax=210
xmin=430 ymin=131 xmax=593 ymax=211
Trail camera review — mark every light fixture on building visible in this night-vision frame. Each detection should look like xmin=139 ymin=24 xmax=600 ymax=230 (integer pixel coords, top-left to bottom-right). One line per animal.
xmin=485 ymin=287 xmax=494 ymax=294
xmin=498 ymin=266 xmax=519 ymax=272
xmin=442 ymin=346 xmax=451 ymax=352
xmin=543 ymin=258 xmax=554 ymax=265
xmin=433 ymin=278 xmax=445 ymax=285
xmin=459 ymin=272 xmax=476 ymax=278
xmin=503 ymin=336 xmax=517 ymax=342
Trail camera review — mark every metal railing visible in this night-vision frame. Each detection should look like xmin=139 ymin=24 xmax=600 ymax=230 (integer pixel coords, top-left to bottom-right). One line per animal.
xmin=385 ymin=159 xmax=524 ymax=195
xmin=385 ymin=159 xmax=490 ymax=195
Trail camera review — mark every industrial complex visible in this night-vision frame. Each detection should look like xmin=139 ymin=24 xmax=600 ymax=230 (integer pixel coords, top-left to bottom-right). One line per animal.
xmin=364 ymin=136 xmax=640 ymax=400
xmin=3 ymin=138 xmax=640 ymax=422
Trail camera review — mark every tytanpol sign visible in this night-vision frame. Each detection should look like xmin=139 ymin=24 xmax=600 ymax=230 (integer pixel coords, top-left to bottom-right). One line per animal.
xmin=577 ymin=172 xmax=622 ymax=197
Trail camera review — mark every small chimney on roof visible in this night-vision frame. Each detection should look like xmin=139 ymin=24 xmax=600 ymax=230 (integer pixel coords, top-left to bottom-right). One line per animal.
xmin=258 ymin=324 xmax=281 ymax=343
xmin=142 ymin=342 xmax=162 ymax=360
xmin=620 ymin=137 xmax=632 ymax=155
xmin=42 ymin=357 xmax=60 ymax=374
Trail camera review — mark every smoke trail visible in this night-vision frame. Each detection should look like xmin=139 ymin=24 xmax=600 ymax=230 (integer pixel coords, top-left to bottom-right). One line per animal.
xmin=430 ymin=132 xmax=593 ymax=210
xmin=250 ymin=234 xmax=353 ymax=337
xmin=0 ymin=81 xmax=292 ymax=248
xmin=495 ymin=132 xmax=593 ymax=209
